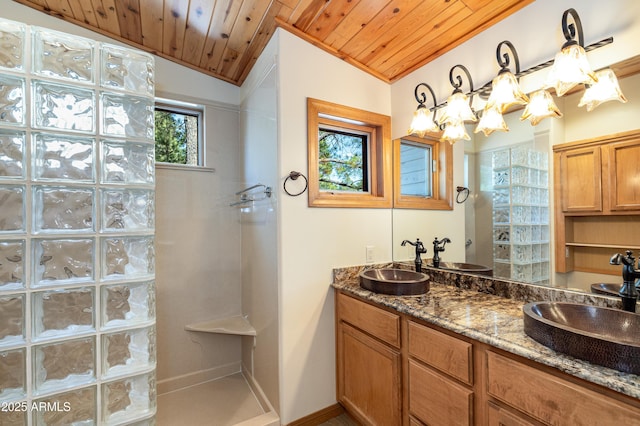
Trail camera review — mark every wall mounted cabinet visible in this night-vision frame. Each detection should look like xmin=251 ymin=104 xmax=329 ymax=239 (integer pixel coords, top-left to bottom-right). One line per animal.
xmin=554 ymin=130 xmax=640 ymax=274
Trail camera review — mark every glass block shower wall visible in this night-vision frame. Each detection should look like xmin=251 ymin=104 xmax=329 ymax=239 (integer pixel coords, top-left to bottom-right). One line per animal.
xmin=0 ymin=18 xmax=156 ymax=425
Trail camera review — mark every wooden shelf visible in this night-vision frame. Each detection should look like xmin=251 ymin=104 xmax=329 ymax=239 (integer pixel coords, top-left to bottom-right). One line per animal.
xmin=185 ymin=316 xmax=256 ymax=336
xmin=565 ymin=243 xmax=640 ymax=250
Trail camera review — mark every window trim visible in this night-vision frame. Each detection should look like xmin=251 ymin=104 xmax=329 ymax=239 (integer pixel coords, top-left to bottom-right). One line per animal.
xmin=154 ymin=99 xmax=204 ymax=167
xmin=393 ymin=135 xmax=453 ymax=210
xmin=307 ymin=98 xmax=392 ymax=208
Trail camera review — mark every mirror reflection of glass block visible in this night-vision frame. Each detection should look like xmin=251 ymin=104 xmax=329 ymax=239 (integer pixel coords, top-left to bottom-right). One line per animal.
xmin=33 ymin=80 xmax=95 ymax=133
xmin=32 ymin=27 xmax=94 ymax=82
xmin=34 ymin=386 xmax=96 ymax=425
xmin=0 ymin=185 xmax=24 ymax=232
xmin=33 ymin=133 xmax=94 ymax=182
xmin=102 ymin=45 xmax=154 ymax=96
xmin=101 ymin=189 xmax=154 ymax=231
xmin=0 ymin=74 xmax=25 ymax=126
xmin=33 ymin=288 xmax=94 ymax=340
xmin=101 ymin=141 xmax=154 ymax=185
xmin=33 ymin=238 xmax=94 ymax=286
xmin=33 ymin=337 xmax=95 ymax=395
xmin=101 ymin=281 xmax=155 ymax=329
xmin=33 ymin=187 xmax=94 ymax=232
xmin=102 ymin=237 xmax=154 ymax=280
xmin=0 ymin=240 xmax=24 ymax=291
xmin=0 ymin=347 xmax=25 ymax=401
xmin=0 ymin=409 xmax=25 ymax=425
xmin=0 ymin=130 xmax=25 ymax=178
xmin=102 ymin=326 xmax=156 ymax=379
xmin=101 ymin=373 xmax=155 ymax=424
xmin=101 ymin=93 xmax=154 ymax=139
xmin=0 ymin=19 xmax=26 ymax=70
xmin=0 ymin=294 xmax=24 ymax=346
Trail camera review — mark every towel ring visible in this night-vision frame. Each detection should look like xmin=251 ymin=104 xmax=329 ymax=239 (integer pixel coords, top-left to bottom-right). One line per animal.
xmin=284 ymin=171 xmax=308 ymax=196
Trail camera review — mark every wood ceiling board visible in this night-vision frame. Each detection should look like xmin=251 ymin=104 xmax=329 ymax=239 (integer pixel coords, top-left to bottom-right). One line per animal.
xmin=162 ymin=0 xmax=188 ymax=57
xmin=44 ymin=0 xmax=73 ymax=18
xmin=293 ymin=0 xmax=333 ymax=33
xmin=139 ymin=0 xmax=164 ymax=52
xmin=322 ymin=0 xmax=394 ymax=51
xmin=180 ymin=0 xmax=216 ymax=65
xmin=90 ymin=0 xmax=122 ymax=35
xmin=67 ymin=0 xmax=99 ymax=26
xmin=303 ymin=0 xmax=363 ymax=42
xmin=337 ymin=0 xmax=420 ymax=60
xmin=286 ymin=0 xmax=317 ymax=24
xmin=198 ymin=0 xmax=242 ymax=73
xmin=114 ymin=0 xmax=143 ymax=44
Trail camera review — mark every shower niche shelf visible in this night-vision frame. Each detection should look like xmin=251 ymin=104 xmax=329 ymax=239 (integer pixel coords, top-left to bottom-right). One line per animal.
xmin=185 ymin=315 xmax=256 ymax=336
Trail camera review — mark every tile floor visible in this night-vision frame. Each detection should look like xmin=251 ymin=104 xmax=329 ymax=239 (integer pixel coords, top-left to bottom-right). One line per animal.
xmin=156 ymin=373 xmax=265 ymax=425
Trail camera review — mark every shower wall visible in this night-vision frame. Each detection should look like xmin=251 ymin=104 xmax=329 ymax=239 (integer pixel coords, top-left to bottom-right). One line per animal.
xmin=0 ymin=18 xmax=156 ymax=425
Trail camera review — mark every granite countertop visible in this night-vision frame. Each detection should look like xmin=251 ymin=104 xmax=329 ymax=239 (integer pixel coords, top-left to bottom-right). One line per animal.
xmin=332 ymin=266 xmax=640 ymax=401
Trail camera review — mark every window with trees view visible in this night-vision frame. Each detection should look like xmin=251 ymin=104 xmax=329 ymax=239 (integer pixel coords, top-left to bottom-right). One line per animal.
xmin=154 ymin=102 xmax=202 ymax=166
xmin=319 ymin=126 xmax=369 ymax=192
xmin=307 ymin=98 xmax=392 ymax=208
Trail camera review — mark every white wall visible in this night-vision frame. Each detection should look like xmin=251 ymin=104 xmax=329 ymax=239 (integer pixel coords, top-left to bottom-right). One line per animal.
xmin=275 ymin=30 xmax=393 ymax=423
xmin=1 ymin=0 xmax=246 ymax=394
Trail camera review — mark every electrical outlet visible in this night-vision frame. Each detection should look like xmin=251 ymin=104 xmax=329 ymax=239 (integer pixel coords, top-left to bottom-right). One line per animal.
xmin=366 ymin=246 xmax=374 ymax=263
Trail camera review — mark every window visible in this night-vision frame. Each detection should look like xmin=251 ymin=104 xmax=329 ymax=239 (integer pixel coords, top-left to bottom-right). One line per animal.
xmin=307 ymin=98 xmax=392 ymax=208
xmin=154 ymin=100 xmax=203 ymax=166
xmin=393 ymin=135 xmax=452 ymax=210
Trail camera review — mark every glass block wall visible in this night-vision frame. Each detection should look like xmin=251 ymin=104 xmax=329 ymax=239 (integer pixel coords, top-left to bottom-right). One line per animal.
xmin=0 ymin=18 xmax=156 ymax=425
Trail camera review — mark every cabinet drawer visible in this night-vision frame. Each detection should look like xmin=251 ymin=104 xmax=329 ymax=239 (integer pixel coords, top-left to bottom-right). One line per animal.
xmin=487 ymin=351 xmax=640 ymax=425
xmin=487 ymin=402 xmax=535 ymax=426
xmin=408 ymin=320 xmax=473 ymax=384
xmin=338 ymin=293 xmax=400 ymax=347
xmin=409 ymin=359 xmax=473 ymax=426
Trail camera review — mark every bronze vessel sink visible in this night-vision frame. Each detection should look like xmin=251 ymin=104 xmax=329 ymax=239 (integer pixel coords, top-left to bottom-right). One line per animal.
xmin=426 ymin=261 xmax=493 ymax=277
xmin=359 ymin=268 xmax=429 ymax=296
xmin=523 ymin=302 xmax=640 ymax=375
xmin=590 ymin=283 xmax=622 ymax=297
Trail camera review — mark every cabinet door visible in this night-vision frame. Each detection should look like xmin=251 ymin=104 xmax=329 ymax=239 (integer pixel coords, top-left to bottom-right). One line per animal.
xmin=487 ymin=403 xmax=535 ymax=426
xmin=559 ymin=146 xmax=602 ymax=212
xmin=607 ymin=139 xmax=640 ymax=211
xmin=337 ymin=322 xmax=401 ymax=425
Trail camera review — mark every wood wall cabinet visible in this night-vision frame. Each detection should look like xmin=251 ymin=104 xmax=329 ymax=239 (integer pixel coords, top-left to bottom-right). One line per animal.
xmin=553 ymin=130 xmax=640 ymax=273
xmin=335 ymin=291 xmax=640 ymax=426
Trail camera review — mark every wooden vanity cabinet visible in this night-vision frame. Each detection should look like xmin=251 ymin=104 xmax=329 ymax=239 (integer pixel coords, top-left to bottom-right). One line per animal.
xmin=336 ymin=291 xmax=402 ymax=425
xmin=335 ymin=291 xmax=640 ymax=426
xmin=557 ymin=145 xmax=602 ymax=213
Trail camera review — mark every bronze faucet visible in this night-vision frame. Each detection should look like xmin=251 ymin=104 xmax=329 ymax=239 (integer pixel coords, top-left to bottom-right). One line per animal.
xmin=432 ymin=237 xmax=451 ymax=268
xmin=401 ymin=238 xmax=427 ymax=273
xmin=609 ymin=250 xmax=640 ymax=312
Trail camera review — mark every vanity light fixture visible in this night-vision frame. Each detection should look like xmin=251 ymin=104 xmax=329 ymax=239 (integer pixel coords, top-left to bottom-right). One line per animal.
xmin=408 ymin=83 xmax=440 ymax=137
xmin=578 ymin=68 xmax=628 ymax=111
xmin=520 ymin=89 xmax=563 ymax=126
xmin=486 ymin=41 xmax=528 ymax=112
xmin=439 ymin=65 xmax=477 ymax=126
xmin=407 ymin=7 xmax=621 ymax=144
xmin=546 ymin=8 xmax=597 ymax=97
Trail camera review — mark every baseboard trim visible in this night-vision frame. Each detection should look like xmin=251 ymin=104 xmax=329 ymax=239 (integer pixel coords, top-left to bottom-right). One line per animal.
xmin=286 ymin=404 xmax=346 ymax=426
xmin=157 ymin=361 xmax=241 ymax=395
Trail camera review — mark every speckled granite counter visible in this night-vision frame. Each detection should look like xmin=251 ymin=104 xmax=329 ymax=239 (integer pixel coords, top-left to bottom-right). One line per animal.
xmin=331 ymin=263 xmax=640 ymax=401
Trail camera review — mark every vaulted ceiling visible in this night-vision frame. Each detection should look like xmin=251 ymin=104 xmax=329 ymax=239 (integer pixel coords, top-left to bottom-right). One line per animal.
xmin=14 ymin=0 xmax=534 ymax=86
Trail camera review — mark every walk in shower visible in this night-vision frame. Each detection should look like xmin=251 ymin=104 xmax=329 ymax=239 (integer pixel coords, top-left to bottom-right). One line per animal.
xmin=0 ymin=18 xmax=156 ymax=425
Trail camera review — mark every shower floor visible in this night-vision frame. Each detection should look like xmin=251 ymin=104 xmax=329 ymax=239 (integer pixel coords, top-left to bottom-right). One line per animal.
xmin=157 ymin=373 xmax=266 ymax=425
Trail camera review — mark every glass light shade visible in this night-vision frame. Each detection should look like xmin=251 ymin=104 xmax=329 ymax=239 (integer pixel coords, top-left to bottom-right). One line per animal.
xmin=441 ymin=122 xmax=470 ymax=144
xmin=487 ymin=71 xmax=529 ymax=112
xmin=440 ymin=92 xmax=477 ymax=124
xmin=546 ymin=44 xmax=597 ymax=96
xmin=408 ymin=105 xmax=439 ymax=137
xmin=520 ymin=89 xmax=563 ymax=126
xmin=578 ymin=68 xmax=628 ymax=112
xmin=474 ymin=105 xmax=508 ymax=136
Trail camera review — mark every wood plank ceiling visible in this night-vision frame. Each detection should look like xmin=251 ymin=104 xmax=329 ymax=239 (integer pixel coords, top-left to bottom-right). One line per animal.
xmin=13 ymin=0 xmax=534 ymax=86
